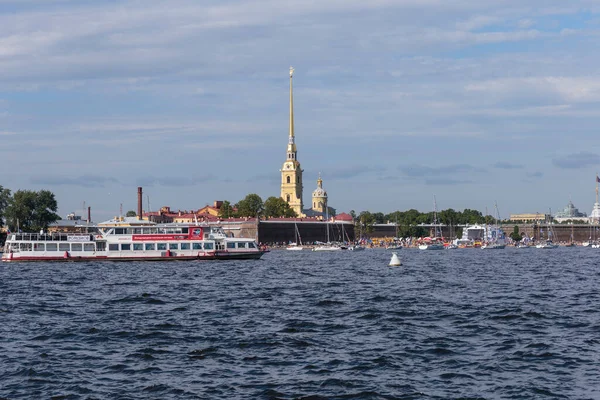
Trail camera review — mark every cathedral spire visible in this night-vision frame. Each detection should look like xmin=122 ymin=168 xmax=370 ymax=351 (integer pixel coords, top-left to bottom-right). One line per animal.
xmin=289 ymin=66 xmax=294 ymax=140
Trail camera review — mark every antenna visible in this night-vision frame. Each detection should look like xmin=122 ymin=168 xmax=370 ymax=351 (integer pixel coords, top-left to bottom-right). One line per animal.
xmin=120 ymin=203 xmax=123 ymax=218
xmin=147 ymin=195 xmax=151 ymax=213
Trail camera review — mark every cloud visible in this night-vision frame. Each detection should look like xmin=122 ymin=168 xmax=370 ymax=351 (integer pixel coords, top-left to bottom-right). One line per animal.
xmin=424 ymin=178 xmax=474 ymax=185
xmin=324 ymin=165 xmax=386 ymax=180
xmin=399 ymin=164 xmax=481 ymax=178
xmin=552 ymin=152 xmax=600 ymax=169
xmin=493 ymin=161 xmax=524 ymax=169
xmin=30 ymin=175 xmax=120 ymax=188
xmin=135 ymin=175 xmax=218 ymax=187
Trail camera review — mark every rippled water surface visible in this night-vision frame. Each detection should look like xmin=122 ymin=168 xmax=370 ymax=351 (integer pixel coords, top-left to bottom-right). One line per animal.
xmin=1 ymin=248 xmax=600 ymax=399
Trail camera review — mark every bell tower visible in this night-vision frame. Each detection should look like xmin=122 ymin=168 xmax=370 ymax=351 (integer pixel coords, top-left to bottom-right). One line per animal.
xmin=280 ymin=66 xmax=304 ymax=216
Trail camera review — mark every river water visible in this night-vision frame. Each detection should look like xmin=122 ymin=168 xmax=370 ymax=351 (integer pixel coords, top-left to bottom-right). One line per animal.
xmin=1 ymin=248 xmax=599 ymax=399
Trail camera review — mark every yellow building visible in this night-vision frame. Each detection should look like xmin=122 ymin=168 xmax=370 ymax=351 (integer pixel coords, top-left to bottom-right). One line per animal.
xmin=280 ymin=66 xmax=304 ymax=216
xmin=509 ymin=213 xmax=550 ymax=223
xmin=312 ymin=174 xmax=327 ymax=213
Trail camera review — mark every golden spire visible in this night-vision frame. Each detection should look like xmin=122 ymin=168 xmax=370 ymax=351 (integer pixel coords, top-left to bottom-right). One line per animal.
xmin=317 ymin=172 xmax=322 ymax=188
xmin=289 ymin=66 xmax=294 ymax=139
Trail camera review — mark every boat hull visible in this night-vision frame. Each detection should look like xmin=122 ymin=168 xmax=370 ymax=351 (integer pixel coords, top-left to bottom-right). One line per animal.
xmin=1 ymin=251 xmax=265 ymax=262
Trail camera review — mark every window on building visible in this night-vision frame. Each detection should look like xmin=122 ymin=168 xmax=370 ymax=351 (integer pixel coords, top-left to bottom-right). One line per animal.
xmin=287 ymin=176 xmax=290 ymax=184
xmin=287 ymin=194 xmax=290 ymax=202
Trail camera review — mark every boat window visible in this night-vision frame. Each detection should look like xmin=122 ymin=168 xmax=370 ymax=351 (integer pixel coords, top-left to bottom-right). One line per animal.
xmin=204 ymin=242 xmax=214 ymax=250
xmin=227 ymin=242 xmax=236 ymax=249
xmin=71 ymin=243 xmax=82 ymax=251
xmin=248 ymin=242 xmax=256 ymax=249
xmin=20 ymin=243 xmax=32 ymax=251
xmin=157 ymin=243 xmax=167 ymax=250
xmin=145 ymin=243 xmax=155 ymax=251
xmin=121 ymin=243 xmax=131 ymax=251
xmin=59 ymin=243 xmax=70 ymax=252
xmin=182 ymin=228 xmax=188 ymax=234
xmin=180 ymin=243 xmax=190 ymax=250
xmin=192 ymin=243 xmax=202 ymax=250
xmin=169 ymin=243 xmax=178 ymax=250
xmin=109 ymin=244 xmax=119 ymax=251
xmin=34 ymin=243 xmax=45 ymax=252
xmin=133 ymin=243 xmax=143 ymax=251
xmin=132 ymin=228 xmax=142 ymax=234
xmin=237 ymin=242 xmax=247 ymax=249
xmin=46 ymin=243 xmax=58 ymax=251
xmin=84 ymin=243 xmax=95 ymax=251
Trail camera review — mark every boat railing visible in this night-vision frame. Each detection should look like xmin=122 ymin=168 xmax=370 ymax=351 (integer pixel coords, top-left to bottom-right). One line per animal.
xmin=10 ymin=233 xmax=94 ymax=242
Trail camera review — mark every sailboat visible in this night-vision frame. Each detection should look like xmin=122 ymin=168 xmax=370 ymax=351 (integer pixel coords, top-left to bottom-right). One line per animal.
xmin=313 ymin=208 xmax=343 ymax=251
xmin=286 ymin=222 xmax=304 ymax=251
xmin=482 ymin=202 xmax=506 ymax=249
xmin=536 ymin=210 xmax=558 ymax=249
xmin=565 ymin=223 xmax=576 ymax=247
xmin=419 ymin=195 xmax=444 ymax=250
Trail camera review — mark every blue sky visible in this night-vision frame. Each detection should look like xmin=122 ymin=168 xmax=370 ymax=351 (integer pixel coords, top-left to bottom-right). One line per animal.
xmin=1 ymin=0 xmax=600 ymax=221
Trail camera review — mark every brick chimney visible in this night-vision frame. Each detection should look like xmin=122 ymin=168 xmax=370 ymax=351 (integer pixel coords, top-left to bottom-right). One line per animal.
xmin=137 ymin=187 xmax=143 ymax=220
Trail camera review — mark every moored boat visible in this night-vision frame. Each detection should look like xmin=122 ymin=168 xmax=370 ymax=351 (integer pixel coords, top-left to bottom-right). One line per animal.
xmin=1 ymin=222 xmax=264 ymax=262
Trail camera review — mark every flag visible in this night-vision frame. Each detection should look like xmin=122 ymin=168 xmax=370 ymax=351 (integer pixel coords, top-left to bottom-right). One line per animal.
xmin=597 ymin=175 xmax=600 ymax=183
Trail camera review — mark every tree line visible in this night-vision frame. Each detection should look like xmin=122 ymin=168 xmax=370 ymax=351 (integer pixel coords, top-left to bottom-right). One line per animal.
xmin=0 ymin=186 xmax=61 ymax=233
xmin=351 ymin=208 xmax=497 ymax=238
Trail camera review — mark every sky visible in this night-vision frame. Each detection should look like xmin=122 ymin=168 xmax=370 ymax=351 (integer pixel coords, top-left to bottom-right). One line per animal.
xmin=1 ymin=0 xmax=600 ymax=221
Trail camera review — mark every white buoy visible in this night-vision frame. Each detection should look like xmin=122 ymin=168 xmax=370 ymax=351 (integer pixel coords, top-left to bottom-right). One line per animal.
xmin=389 ymin=252 xmax=402 ymax=266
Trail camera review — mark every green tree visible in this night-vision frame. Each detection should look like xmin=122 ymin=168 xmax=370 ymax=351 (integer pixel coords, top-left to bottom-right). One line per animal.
xmin=235 ymin=194 xmax=264 ymax=217
xmin=357 ymin=211 xmax=376 ymax=238
xmin=218 ymin=200 xmax=236 ymax=218
xmin=509 ymin=225 xmax=522 ymax=242
xmin=5 ymin=189 xmax=60 ymax=232
xmin=264 ymin=196 xmax=297 ymax=218
xmin=0 ymin=185 xmax=11 ymax=225
xmin=126 ymin=210 xmax=137 ymax=217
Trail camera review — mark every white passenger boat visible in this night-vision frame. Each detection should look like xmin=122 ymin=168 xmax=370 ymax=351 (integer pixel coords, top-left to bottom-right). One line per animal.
xmin=1 ymin=222 xmax=264 ymax=262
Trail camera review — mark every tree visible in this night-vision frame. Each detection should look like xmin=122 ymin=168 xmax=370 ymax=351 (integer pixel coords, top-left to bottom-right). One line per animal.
xmin=509 ymin=225 xmax=522 ymax=242
xmin=235 ymin=194 xmax=264 ymax=217
xmin=0 ymin=185 xmax=11 ymax=226
xmin=5 ymin=190 xmax=60 ymax=232
xmin=218 ymin=200 xmax=236 ymax=218
xmin=357 ymin=211 xmax=376 ymax=238
xmin=126 ymin=210 xmax=137 ymax=217
xmin=263 ymin=196 xmax=297 ymax=218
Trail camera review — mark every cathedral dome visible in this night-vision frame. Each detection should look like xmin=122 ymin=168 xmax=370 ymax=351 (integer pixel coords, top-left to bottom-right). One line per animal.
xmin=313 ymin=187 xmax=327 ymax=197
xmin=312 ymin=175 xmax=327 ymax=198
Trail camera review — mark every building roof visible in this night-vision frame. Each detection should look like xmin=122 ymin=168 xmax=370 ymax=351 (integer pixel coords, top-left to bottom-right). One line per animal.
xmin=335 ymin=212 xmax=353 ymax=222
